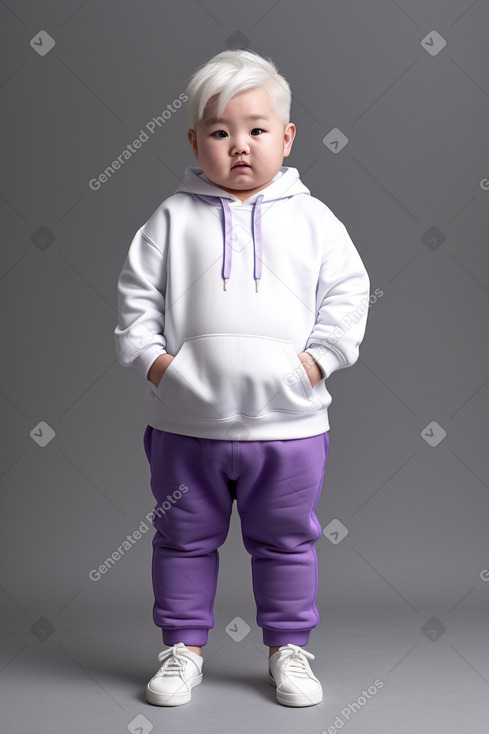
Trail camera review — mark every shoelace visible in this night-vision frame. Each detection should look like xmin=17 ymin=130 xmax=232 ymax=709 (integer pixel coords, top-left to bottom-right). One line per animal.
xmin=278 ymin=644 xmax=315 ymax=678
xmin=155 ymin=643 xmax=189 ymax=677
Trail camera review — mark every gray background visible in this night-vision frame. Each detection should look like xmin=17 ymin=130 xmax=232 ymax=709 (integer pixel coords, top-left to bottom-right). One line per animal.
xmin=1 ymin=1 xmax=488 ymax=732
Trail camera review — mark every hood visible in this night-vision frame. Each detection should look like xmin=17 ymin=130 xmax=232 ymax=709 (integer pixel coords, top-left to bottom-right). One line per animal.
xmin=174 ymin=166 xmax=310 ymax=291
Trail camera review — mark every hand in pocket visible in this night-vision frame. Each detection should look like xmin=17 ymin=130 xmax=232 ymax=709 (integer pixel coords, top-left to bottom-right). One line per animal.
xmin=148 ymin=354 xmax=175 ymax=388
xmin=297 ymin=352 xmax=322 ymax=388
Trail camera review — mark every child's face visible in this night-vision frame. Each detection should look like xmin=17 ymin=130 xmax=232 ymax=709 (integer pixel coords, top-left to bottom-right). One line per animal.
xmin=188 ymin=86 xmax=296 ymax=202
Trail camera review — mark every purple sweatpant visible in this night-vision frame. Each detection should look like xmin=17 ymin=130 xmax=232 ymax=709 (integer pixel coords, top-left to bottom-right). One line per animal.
xmin=143 ymin=426 xmax=330 ymax=647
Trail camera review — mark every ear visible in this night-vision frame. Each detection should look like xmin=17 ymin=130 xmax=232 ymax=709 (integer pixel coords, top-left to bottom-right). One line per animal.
xmin=188 ymin=129 xmax=199 ymax=160
xmin=282 ymin=122 xmax=296 ymax=158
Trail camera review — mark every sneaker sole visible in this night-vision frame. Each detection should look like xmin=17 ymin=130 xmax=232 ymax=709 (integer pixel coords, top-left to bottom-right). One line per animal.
xmin=268 ymin=672 xmax=323 ymax=707
xmin=145 ymin=673 xmax=203 ymax=706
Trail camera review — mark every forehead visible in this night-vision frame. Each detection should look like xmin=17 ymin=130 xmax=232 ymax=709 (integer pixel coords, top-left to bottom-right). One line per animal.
xmin=201 ymin=87 xmax=275 ymax=125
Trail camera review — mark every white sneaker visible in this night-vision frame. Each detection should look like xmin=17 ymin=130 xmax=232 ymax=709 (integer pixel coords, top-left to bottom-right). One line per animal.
xmin=145 ymin=642 xmax=203 ymax=706
xmin=268 ymin=644 xmax=323 ymax=706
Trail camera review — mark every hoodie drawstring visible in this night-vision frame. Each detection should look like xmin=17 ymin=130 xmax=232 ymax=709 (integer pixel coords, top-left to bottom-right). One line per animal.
xmin=194 ymin=193 xmax=263 ymax=292
xmin=221 ymin=198 xmax=232 ymax=291
xmin=252 ymin=195 xmax=263 ymax=292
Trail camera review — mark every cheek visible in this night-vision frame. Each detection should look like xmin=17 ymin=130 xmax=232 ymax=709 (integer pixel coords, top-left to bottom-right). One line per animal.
xmin=201 ymin=149 xmax=217 ymax=166
xmin=203 ymin=145 xmax=222 ymax=162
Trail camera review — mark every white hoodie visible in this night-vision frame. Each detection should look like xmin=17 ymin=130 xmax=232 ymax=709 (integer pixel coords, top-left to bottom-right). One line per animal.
xmin=114 ymin=166 xmax=370 ymax=440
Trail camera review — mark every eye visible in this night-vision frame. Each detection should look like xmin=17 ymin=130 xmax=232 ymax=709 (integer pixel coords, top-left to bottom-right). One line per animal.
xmin=210 ymin=130 xmax=228 ymax=138
xmin=251 ymin=128 xmax=265 ymax=135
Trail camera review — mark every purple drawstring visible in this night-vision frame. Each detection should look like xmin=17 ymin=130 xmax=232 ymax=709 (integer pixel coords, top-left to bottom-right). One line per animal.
xmin=221 ymin=198 xmax=233 ymax=290
xmin=252 ymin=195 xmax=263 ymax=292
xmin=193 ymin=192 xmax=263 ymax=292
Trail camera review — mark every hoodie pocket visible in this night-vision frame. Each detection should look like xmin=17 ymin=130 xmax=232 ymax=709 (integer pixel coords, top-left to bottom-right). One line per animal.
xmin=154 ymin=333 xmax=316 ymax=423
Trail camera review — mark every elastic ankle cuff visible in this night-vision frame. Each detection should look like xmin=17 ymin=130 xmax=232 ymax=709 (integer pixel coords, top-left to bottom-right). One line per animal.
xmin=162 ymin=627 xmax=209 ymax=646
xmin=263 ymin=628 xmax=311 ymax=647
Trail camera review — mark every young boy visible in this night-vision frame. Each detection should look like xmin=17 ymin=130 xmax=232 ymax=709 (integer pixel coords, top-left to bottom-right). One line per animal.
xmin=114 ymin=49 xmax=370 ymax=707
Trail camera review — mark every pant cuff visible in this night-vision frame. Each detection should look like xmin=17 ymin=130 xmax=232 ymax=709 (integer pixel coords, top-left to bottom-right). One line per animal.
xmin=262 ymin=628 xmax=311 ymax=647
xmin=161 ymin=627 xmax=209 ymax=647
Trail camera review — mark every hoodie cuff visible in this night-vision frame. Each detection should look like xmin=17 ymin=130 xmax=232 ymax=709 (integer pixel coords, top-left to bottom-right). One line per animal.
xmin=132 ymin=345 xmax=167 ymax=380
xmin=305 ymin=345 xmax=342 ymax=380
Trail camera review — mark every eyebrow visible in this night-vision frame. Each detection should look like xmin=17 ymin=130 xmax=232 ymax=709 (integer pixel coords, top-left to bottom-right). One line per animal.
xmin=203 ymin=114 xmax=270 ymax=126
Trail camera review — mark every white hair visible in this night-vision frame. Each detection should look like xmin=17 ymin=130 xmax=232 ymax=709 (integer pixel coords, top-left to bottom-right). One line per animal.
xmin=185 ymin=49 xmax=291 ymax=130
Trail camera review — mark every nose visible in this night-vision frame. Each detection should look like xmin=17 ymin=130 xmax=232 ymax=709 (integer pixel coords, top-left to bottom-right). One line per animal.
xmin=231 ymin=136 xmax=250 ymax=156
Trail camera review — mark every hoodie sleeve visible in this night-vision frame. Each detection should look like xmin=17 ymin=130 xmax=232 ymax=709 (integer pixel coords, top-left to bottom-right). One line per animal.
xmin=305 ymin=217 xmax=370 ymax=380
xmin=114 ymin=227 xmax=168 ymax=380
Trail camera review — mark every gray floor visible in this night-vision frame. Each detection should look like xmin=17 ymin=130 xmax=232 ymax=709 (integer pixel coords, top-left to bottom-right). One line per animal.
xmin=1 ymin=599 xmax=488 ymax=733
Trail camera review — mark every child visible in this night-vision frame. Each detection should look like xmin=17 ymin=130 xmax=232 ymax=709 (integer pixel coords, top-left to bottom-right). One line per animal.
xmin=114 ymin=49 xmax=370 ymax=707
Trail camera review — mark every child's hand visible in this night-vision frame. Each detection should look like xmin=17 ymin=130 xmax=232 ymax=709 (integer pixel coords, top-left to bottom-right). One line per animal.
xmin=297 ymin=352 xmax=322 ymax=388
xmin=147 ymin=354 xmax=175 ymax=387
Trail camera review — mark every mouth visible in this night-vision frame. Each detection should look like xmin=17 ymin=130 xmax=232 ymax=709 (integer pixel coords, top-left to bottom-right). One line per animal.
xmin=232 ymin=161 xmax=250 ymax=169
